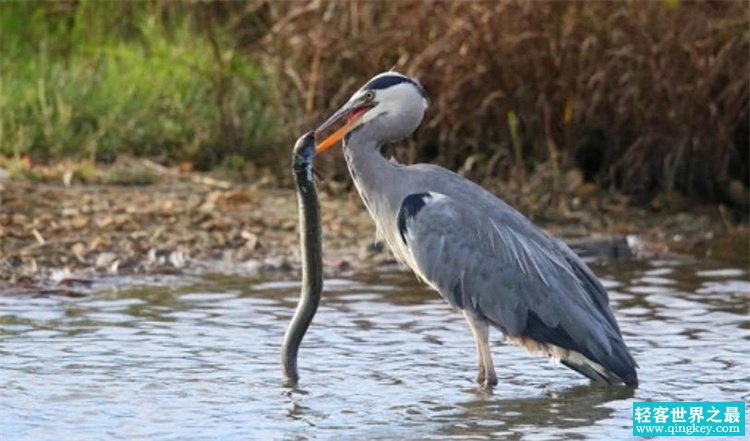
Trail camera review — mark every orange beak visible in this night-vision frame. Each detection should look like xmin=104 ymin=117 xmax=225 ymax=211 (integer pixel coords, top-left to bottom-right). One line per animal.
xmin=314 ymin=104 xmax=375 ymax=154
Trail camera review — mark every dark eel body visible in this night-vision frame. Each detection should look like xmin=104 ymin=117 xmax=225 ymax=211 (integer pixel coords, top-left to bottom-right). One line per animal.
xmin=281 ymin=132 xmax=323 ymax=383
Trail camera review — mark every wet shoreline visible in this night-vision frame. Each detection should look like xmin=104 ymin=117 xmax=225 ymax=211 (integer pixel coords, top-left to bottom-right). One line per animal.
xmin=1 ymin=178 xmax=746 ymax=294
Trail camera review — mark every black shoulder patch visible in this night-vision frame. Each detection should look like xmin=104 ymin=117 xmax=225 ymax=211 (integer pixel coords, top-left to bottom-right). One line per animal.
xmin=364 ymin=75 xmax=428 ymax=99
xmin=397 ymin=193 xmax=430 ymax=245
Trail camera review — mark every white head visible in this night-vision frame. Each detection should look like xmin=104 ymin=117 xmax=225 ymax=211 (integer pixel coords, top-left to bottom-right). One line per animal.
xmin=314 ymin=71 xmax=429 ymax=153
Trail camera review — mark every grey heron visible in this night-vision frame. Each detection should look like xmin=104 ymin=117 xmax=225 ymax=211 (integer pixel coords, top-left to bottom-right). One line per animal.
xmin=314 ymin=71 xmax=638 ymax=387
xmin=282 ymin=132 xmax=323 ymax=384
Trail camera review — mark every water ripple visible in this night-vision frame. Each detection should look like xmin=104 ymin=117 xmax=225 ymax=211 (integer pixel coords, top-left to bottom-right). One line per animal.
xmin=0 ymin=259 xmax=747 ymax=440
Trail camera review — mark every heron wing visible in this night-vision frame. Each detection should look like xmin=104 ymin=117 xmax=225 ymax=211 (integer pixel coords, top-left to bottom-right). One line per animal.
xmin=396 ymin=191 xmax=637 ymax=383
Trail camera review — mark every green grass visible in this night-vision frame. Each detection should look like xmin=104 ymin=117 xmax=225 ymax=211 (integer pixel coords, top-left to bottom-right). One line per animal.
xmin=0 ymin=1 xmax=277 ymax=166
xmin=0 ymin=1 xmax=746 ymax=207
xmin=103 ymin=166 xmax=157 ymax=186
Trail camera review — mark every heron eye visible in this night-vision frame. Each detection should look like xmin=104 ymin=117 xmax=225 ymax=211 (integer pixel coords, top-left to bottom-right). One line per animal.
xmin=363 ymin=91 xmax=375 ymax=102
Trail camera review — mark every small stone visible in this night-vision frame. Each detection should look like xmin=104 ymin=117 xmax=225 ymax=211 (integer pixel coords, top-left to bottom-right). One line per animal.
xmin=242 ymin=259 xmax=263 ymax=276
xmin=71 ymin=242 xmax=87 ymax=258
xmin=169 ymin=250 xmax=186 ymax=268
xmin=241 ymin=230 xmax=259 ymax=251
xmin=95 ymin=252 xmax=118 ymax=269
xmin=71 ymin=216 xmax=89 ymax=229
xmin=62 ymin=207 xmax=79 ymax=217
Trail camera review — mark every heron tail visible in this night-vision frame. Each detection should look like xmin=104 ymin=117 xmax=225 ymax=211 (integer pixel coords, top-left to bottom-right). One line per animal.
xmin=561 ymin=338 xmax=639 ymax=386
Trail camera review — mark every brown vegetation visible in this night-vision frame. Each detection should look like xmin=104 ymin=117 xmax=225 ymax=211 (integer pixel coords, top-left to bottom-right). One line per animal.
xmin=0 ymin=172 xmax=378 ymax=287
xmin=3 ymin=164 xmax=745 ymax=290
xmin=3 ymin=1 xmax=748 ymax=208
xmin=262 ymin=1 xmax=749 ymax=206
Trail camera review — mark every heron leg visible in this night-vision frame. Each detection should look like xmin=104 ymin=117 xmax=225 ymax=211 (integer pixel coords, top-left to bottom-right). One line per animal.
xmin=463 ymin=311 xmax=498 ymax=386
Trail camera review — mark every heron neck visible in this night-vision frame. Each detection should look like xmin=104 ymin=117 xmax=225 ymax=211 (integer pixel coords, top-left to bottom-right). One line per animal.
xmin=343 ymin=136 xmax=405 ymax=230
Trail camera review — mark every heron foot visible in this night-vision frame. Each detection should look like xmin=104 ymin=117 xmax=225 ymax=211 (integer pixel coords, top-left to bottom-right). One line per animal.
xmin=475 ymin=360 xmax=487 ymax=384
xmin=475 ymin=368 xmax=497 ymax=387
xmin=475 ymin=370 xmax=486 ymax=384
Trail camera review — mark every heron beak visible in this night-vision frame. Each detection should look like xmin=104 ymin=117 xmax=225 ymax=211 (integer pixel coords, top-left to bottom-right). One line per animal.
xmin=314 ymin=103 xmax=375 ymax=154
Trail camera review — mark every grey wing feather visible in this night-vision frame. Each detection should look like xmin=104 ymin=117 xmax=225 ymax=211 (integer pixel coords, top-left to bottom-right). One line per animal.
xmin=396 ymin=191 xmax=638 ymax=384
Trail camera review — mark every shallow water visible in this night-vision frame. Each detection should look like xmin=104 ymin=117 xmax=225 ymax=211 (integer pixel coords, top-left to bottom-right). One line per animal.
xmin=1 ymin=258 xmax=748 ymax=440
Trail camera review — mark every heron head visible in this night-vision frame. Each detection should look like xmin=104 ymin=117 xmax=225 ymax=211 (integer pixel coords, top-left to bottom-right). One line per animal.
xmin=315 ymin=71 xmax=428 ymax=154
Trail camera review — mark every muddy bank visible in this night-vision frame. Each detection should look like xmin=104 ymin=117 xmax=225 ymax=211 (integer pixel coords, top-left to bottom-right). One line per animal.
xmin=1 ymin=174 xmax=746 ymax=293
